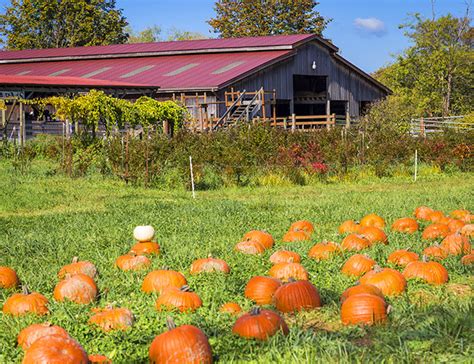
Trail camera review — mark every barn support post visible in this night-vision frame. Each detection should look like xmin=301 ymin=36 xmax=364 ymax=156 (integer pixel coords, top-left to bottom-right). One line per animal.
xmin=19 ymin=101 xmax=24 ymax=146
xmin=291 ymin=113 xmax=296 ymax=132
xmin=1 ymin=107 xmax=5 ymax=142
xmin=325 ymin=99 xmax=331 ymax=127
xmin=345 ymin=102 xmax=350 ymax=129
xmin=272 ymin=90 xmax=277 ymax=127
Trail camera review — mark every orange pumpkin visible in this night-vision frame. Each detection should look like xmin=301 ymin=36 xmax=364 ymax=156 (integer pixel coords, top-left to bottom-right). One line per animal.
xmin=391 ymin=218 xmax=419 ymax=234
xmin=308 ymin=241 xmax=341 ymax=260
xmin=268 ymin=262 xmax=308 ymax=282
xmin=422 ymin=223 xmax=450 ymax=240
xmin=242 ymin=230 xmax=274 ymax=249
xmin=341 ymin=234 xmax=371 ymax=251
xmin=289 ymin=220 xmax=315 ymax=235
xmin=149 ymin=317 xmax=212 ymax=364
xmin=269 ymin=250 xmax=301 ymax=264
xmin=0 ymin=266 xmax=19 ymax=289
xmin=360 ymin=213 xmax=385 ymax=229
xmin=282 ymin=230 xmax=310 ymax=243
xmin=461 ymin=254 xmax=474 ymax=265
xmin=2 ymin=286 xmax=49 ymax=316
xmin=88 ymin=354 xmax=112 ymax=363
xmin=155 ymin=285 xmax=202 ymax=312
xmin=338 ymin=220 xmax=360 ymax=235
xmin=58 ymin=257 xmax=97 ymax=279
xmin=235 ymin=240 xmax=266 ymax=255
xmin=340 ymin=284 xmax=384 ymax=303
xmin=232 ymin=307 xmax=288 ymax=340
xmin=450 ymin=209 xmax=471 ymax=221
xmin=441 ymin=233 xmax=471 ymax=255
xmin=414 ymin=206 xmax=434 ymax=220
xmin=244 ymin=276 xmax=282 ymax=305
xmin=341 ymin=254 xmax=376 ymax=277
xmin=130 ymin=242 xmax=160 ymax=256
xmin=89 ymin=306 xmax=134 ymax=331
xmin=54 ymin=274 xmax=97 ymax=304
xmin=402 ymin=257 xmax=448 ymax=285
xmin=220 ymin=302 xmax=242 ymax=315
xmin=190 ymin=257 xmax=230 ymax=274
xmin=423 ymin=244 xmax=449 ymax=260
xmin=360 ymin=267 xmax=406 ymax=296
xmin=387 ymin=249 xmax=419 ymax=267
xmin=18 ymin=323 xmax=70 ymax=350
xmin=427 ymin=210 xmax=445 ymax=223
xmin=273 ymin=280 xmax=321 ymax=313
xmin=142 ymin=269 xmax=187 ymax=294
xmin=460 ymin=224 xmax=474 ymax=237
xmin=22 ymin=335 xmax=89 ymax=364
xmin=115 ymin=254 xmax=151 ymax=271
xmin=447 ymin=219 xmax=465 ymax=233
xmin=341 ymin=293 xmax=388 ymax=325
xmin=358 ymin=226 xmax=388 ymax=244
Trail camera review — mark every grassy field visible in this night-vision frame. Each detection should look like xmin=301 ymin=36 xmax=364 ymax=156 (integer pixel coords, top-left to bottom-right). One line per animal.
xmin=0 ymin=161 xmax=473 ymax=363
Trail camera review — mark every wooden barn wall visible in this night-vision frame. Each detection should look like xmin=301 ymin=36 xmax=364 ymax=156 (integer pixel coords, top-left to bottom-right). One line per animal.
xmin=223 ymin=42 xmax=387 ymax=117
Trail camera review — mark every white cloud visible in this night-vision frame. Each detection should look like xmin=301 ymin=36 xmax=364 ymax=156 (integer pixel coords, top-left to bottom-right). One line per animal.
xmin=354 ymin=17 xmax=387 ymax=37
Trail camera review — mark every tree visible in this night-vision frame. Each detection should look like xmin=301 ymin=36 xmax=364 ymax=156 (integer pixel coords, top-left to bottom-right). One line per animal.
xmin=166 ymin=27 xmax=206 ymax=41
xmin=127 ymin=25 xmax=162 ymax=43
xmin=0 ymin=0 xmax=128 ymax=50
xmin=375 ymin=13 xmax=473 ymax=116
xmin=208 ymin=0 xmax=330 ymax=38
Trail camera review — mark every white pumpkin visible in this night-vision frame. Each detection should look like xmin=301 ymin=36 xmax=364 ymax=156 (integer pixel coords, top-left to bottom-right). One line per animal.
xmin=133 ymin=225 xmax=155 ymax=242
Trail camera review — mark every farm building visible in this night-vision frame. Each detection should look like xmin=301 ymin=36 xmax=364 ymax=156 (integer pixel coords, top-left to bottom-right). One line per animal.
xmin=0 ymin=34 xmax=389 ymax=137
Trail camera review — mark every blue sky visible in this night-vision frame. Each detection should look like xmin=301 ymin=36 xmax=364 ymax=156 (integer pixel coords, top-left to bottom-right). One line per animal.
xmin=0 ymin=0 xmax=470 ymax=73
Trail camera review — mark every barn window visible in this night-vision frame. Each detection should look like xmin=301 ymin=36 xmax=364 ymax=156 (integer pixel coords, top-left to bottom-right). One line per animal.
xmin=211 ymin=61 xmax=245 ymax=74
xmin=17 ymin=70 xmax=31 ymax=75
xmin=164 ymin=63 xmax=199 ymax=76
xmin=48 ymin=69 xmax=71 ymax=76
xmin=82 ymin=67 xmax=112 ymax=78
xmin=120 ymin=65 xmax=155 ymax=78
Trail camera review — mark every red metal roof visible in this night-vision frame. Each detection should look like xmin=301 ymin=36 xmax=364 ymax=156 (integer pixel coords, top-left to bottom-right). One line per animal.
xmin=0 ymin=50 xmax=293 ymax=90
xmin=0 ymin=74 xmax=151 ymax=88
xmin=0 ymin=34 xmax=318 ymax=62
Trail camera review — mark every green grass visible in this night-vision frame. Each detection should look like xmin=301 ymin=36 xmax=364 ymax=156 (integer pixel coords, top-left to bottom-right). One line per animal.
xmin=0 ymin=161 xmax=473 ymax=363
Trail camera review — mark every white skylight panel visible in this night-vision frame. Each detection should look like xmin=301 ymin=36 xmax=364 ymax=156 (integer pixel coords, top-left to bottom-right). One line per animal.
xmin=164 ymin=63 xmax=199 ymax=77
xmin=120 ymin=65 xmax=155 ymax=78
xmin=81 ymin=67 xmax=112 ymax=78
xmin=48 ymin=69 xmax=71 ymax=76
xmin=211 ymin=61 xmax=245 ymax=74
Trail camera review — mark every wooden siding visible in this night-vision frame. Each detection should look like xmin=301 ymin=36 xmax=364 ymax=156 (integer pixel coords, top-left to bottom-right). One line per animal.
xmin=223 ymin=41 xmax=387 ymax=117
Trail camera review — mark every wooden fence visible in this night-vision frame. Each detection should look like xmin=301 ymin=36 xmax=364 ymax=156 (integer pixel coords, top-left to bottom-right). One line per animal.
xmin=410 ymin=116 xmax=473 ymax=136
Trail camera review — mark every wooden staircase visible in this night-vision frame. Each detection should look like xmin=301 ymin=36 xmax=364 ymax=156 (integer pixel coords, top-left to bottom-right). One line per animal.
xmin=213 ymin=88 xmax=264 ymax=130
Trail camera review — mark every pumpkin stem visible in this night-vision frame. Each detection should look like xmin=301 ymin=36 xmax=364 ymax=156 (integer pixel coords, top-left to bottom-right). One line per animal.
xmin=22 ymin=285 xmax=30 ymax=295
xmin=386 ymin=305 xmax=393 ymax=314
xmin=208 ymin=253 xmax=213 ymax=258
xmin=422 ymin=255 xmax=428 ymax=262
xmin=72 ymin=256 xmax=79 ymax=263
xmin=288 ymin=277 xmax=297 ymax=283
xmin=180 ymin=285 xmax=191 ymax=292
xmin=166 ymin=316 xmax=176 ymax=331
xmin=250 ymin=307 xmax=261 ymax=316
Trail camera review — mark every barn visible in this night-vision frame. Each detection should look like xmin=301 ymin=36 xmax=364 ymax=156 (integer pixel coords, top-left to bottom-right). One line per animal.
xmin=0 ymin=34 xmax=389 ymax=136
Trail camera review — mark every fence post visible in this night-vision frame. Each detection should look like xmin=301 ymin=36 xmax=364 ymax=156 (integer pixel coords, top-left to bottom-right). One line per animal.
xmin=19 ymin=101 xmax=24 ymax=146
xmin=291 ymin=113 xmax=296 ymax=132
xmin=414 ymin=149 xmax=418 ymax=182
xmin=283 ymin=118 xmax=287 ymax=130
xmin=420 ymin=117 xmax=425 ymax=137
xmin=345 ymin=111 xmax=350 ymax=129
xmin=189 ymin=156 xmax=196 ymax=199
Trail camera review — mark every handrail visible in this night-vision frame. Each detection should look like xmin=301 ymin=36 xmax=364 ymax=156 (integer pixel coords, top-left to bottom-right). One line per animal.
xmin=213 ymin=89 xmax=246 ymax=131
xmin=234 ymin=87 xmax=263 ymax=123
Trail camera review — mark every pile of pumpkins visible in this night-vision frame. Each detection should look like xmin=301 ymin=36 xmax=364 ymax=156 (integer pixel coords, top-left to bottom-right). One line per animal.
xmin=0 ymin=206 xmax=472 ymax=363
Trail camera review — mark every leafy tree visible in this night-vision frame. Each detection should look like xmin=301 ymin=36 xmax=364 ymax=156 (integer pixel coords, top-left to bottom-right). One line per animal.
xmin=166 ymin=27 xmax=206 ymax=41
xmin=208 ymin=0 xmax=330 ymax=38
xmin=127 ymin=25 xmax=162 ymax=43
xmin=0 ymin=0 xmax=128 ymax=50
xmin=375 ymin=13 xmax=473 ymax=116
